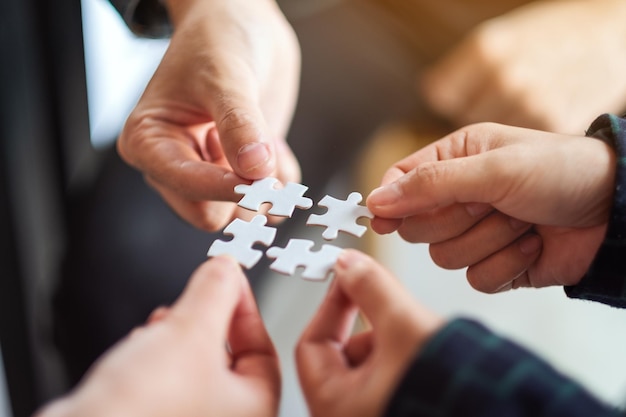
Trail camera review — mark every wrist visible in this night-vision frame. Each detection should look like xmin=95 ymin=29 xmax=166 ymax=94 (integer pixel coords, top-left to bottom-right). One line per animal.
xmin=565 ymin=114 xmax=626 ymax=307
xmin=36 ymin=381 xmax=145 ymax=417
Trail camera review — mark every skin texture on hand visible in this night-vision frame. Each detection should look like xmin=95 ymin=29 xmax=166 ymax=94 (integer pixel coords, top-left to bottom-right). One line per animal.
xmin=366 ymin=123 xmax=616 ymax=292
xmin=421 ymin=0 xmax=626 ymax=134
xmin=35 ymin=256 xmax=281 ymax=417
xmin=296 ymin=249 xmax=444 ymax=417
xmin=117 ymin=0 xmax=301 ymax=231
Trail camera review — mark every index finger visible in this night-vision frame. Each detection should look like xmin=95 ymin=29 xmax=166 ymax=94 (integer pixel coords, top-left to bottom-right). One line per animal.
xmin=378 ymin=122 xmax=503 ymax=185
xmin=201 ymin=59 xmax=277 ymax=180
xmin=367 ymin=123 xmax=522 ymax=218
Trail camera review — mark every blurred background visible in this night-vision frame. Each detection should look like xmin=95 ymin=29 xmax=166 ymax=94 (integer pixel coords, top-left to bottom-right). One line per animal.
xmin=2 ymin=0 xmax=626 ymax=416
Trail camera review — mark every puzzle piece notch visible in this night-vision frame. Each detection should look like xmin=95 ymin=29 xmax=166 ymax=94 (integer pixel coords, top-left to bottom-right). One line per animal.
xmin=306 ymin=192 xmax=374 ymax=240
xmin=234 ymin=177 xmax=314 ymax=217
xmin=266 ymin=239 xmax=343 ymax=281
xmin=207 ymin=215 xmax=277 ymax=269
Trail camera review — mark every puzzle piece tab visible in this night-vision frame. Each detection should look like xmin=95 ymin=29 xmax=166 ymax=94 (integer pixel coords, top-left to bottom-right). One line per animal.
xmin=306 ymin=192 xmax=373 ymax=240
xmin=234 ymin=177 xmax=313 ymax=217
xmin=207 ymin=215 xmax=276 ymax=269
xmin=266 ymin=239 xmax=342 ymax=281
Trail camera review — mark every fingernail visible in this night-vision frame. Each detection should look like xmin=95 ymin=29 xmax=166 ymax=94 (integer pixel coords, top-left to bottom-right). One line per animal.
xmin=495 ymin=281 xmax=513 ymax=293
xmin=213 ymin=254 xmax=240 ymax=268
xmin=237 ymin=142 xmax=271 ymax=173
xmin=368 ymin=183 xmax=403 ymax=207
xmin=336 ymin=249 xmax=366 ymax=270
xmin=519 ymin=235 xmax=542 ymax=255
xmin=465 ymin=203 xmax=491 ymax=217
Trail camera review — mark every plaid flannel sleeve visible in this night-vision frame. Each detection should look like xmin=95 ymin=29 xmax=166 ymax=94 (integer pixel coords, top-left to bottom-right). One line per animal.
xmin=384 ymin=318 xmax=623 ymax=417
xmin=565 ymin=114 xmax=626 ymax=307
xmin=108 ymin=0 xmax=171 ymax=38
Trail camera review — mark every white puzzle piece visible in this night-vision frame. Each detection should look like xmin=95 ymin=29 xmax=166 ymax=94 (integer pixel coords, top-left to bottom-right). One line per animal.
xmin=266 ymin=239 xmax=343 ymax=281
xmin=207 ymin=215 xmax=277 ymax=269
xmin=306 ymin=192 xmax=374 ymax=240
xmin=234 ymin=177 xmax=314 ymax=217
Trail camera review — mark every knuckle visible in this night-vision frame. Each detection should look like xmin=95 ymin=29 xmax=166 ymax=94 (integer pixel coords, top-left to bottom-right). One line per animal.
xmin=465 ymin=271 xmax=486 ymax=292
xmin=116 ymin=117 xmax=141 ymax=163
xmin=397 ymin=227 xmax=421 ymax=243
xmin=116 ymin=113 xmax=160 ymax=166
xmin=294 ymin=341 xmax=307 ymax=364
xmin=470 ymin=20 xmax=509 ymax=59
xmin=218 ymin=107 xmax=255 ymax=136
xmin=428 ymin=244 xmax=455 ymax=269
xmin=466 ymin=269 xmax=498 ymax=294
xmin=414 ymin=161 xmax=443 ymax=189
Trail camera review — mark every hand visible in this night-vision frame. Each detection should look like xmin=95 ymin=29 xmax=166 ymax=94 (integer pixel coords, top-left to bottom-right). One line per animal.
xmin=420 ymin=0 xmax=626 ymax=134
xmin=117 ymin=0 xmax=301 ymax=231
xmin=366 ymin=123 xmax=616 ymax=292
xmin=36 ymin=256 xmax=280 ymax=417
xmin=296 ymin=249 xmax=443 ymax=417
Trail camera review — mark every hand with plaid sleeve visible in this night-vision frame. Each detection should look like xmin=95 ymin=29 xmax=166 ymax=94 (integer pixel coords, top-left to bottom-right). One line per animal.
xmin=297 ymin=249 xmax=623 ymax=417
xmin=367 ymin=117 xmax=625 ymax=299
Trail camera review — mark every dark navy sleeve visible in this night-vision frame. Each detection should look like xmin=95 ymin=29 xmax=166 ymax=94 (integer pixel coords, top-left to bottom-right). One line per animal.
xmin=384 ymin=318 xmax=623 ymax=417
xmin=108 ymin=0 xmax=171 ymax=38
xmin=565 ymin=114 xmax=626 ymax=307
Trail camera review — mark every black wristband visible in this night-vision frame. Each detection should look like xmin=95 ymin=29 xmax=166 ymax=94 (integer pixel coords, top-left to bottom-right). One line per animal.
xmin=564 ymin=114 xmax=626 ymax=307
xmin=109 ymin=0 xmax=171 ymax=38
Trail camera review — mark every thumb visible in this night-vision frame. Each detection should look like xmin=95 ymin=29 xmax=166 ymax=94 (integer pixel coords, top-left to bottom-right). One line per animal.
xmin=367 ymin=124 xmax=524 ymax=218
xmin=367 ymin=156 xmax=499 ymax=218
xmin=171 ymin=255 xmax=247 ymax=341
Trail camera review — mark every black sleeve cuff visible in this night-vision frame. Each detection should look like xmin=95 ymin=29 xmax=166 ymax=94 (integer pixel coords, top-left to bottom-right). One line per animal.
xmin=565 ymin=114 xmax=626 ymax=308
xmin=383 ymin=318 xmax=621 ymax=417
xmin=109 ymin=0 xmax=171 ymax=38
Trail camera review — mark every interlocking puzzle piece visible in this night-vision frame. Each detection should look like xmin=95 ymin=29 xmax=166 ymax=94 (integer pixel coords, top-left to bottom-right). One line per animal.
xmin=266 ymin=239 xmax=343 ymax=281
xmin=306 ymin=192 xmax=374 ymax=240
xmin=234 ymin=177 xmax=314 ymax=217
xmin=207 ymin=215 xmax=277 ymax=269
